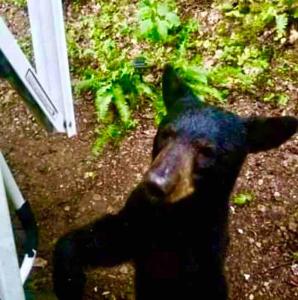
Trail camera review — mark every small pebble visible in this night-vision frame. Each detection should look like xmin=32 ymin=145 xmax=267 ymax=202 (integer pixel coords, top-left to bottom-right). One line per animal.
xmin=244 ymin=273 xmax=250 ymax=281
xmin=64 ymin=206 xmax=70 ymax=212
xmin=256 ymin=242 xmax=262 ymax=248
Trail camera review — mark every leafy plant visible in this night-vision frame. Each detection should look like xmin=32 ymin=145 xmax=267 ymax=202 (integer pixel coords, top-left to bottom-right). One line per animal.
xmin=218 ymin=0 xmax=298 ymax=41
xmin=263 ymin=93 xmax=289 ymax=105
xmin=138 ymin=0 xmax=180 ymax=42
xmin=209 ymin=0 xmax=298 ymax=101
xmin=175 ymin=64 xmax=227 ymax=102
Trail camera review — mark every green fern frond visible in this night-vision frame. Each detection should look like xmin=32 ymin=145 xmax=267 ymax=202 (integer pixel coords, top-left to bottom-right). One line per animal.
xmin=275 ymin=14 xmax=288 ymax=39
xmin=181 ymin=66 xmax=208 ymax=85
xmin=112 ymin=84 xmax=131 ymax=125
xmin=95 ymin=90 xmax=113 ymax=121
xmin=75 ymin=78 xmax=99 ymax=93
xmin=152 ymin=94 xmax=166 ymax=125
xmin=194 ymin=84 xmax=226 ymax=102
xmin=137 ymin=82 xmax=155 ymax=97
xmin=92 ymin=124 xmax=123 ymax=155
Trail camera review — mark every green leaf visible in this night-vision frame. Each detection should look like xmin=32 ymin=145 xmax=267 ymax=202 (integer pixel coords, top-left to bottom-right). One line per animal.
xmin=157 ymin=3 xmax=170 ymax=16
xmin=137 ymin=82 xmax=155 ymax=97
xmin=138 ymin=6 xmax=152 ymax=19
xmin=263 ymin=93 xmax=289 ymax=106
xmin=190 ymin=84 xmax=223 ymax=102
xmin=157 ymin=19 xmax=168 ymax=40
xmin=277 ymin=94 xmax=289 ymax=106
xmin=262 ymin=6 xmax=276 ymax=23
xmin=275 ymin=14 xmax=288 ymax=39
xmin=233 ymin=193 xmax=253 ymax=206
xmin=165 ymin=12 xmax=180 ymax=28
xmin=263 ymin=92 xmax=275 ymax=103
xmin=226 ymin=10 xmax=244 ymax=18
xmin=217 ymin=2 xmax=234 ymax=12
xmin=183 ymin=66 xmax=208 ymax=84
xmin=96 ymin=83 xmax=112 ymax=96
xmin=75 ymin=78 xmax=98 ymax=93
xmin=140 ymin=19 xmax=153 ymax=35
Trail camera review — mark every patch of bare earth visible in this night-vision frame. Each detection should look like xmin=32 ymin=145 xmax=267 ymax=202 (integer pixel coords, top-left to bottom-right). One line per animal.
xmin=0 ymin=2 xmax=297 ymax=300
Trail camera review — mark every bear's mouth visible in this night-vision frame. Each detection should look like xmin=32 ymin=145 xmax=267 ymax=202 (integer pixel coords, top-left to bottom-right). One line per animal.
xmin=164 ymin=174 xmax=194 ymax=203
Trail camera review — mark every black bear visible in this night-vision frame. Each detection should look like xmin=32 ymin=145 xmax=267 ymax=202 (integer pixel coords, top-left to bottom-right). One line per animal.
xmin=53 ymin=65 xmax=297 ymax=300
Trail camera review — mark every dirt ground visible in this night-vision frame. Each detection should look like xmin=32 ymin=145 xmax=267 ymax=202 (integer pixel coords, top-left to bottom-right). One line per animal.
xmin=0 ymin=2 xmax=298 ymax=300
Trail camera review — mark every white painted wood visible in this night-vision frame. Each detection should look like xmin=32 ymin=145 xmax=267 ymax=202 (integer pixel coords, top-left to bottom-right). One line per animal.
xmin=0 ymin=169 xmax=25 ymax=300
xmin=0 ymin=17 xmax=65 ymax=133
xmin=28 ymin=0 xmax=77 ymax=137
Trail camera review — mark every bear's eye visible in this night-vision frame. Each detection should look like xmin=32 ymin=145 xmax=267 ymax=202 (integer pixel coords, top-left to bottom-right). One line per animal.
xmin=153 ymin=126 xmax=177 ymax=156
xmin=200 ymin=146 xmax=215 ymax=158
xmin=159 ymin=126 xmax=176 ymax=141
xmin=193 ymin=140 xmax=216 ymax=158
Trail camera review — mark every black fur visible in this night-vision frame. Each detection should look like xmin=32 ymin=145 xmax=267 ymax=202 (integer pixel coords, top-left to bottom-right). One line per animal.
xmin=53 ymin=65 xmax=297 ymax=300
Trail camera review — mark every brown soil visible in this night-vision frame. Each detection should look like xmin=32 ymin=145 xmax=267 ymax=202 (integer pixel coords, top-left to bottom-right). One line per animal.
xmin=0 ymin=2 xmax=297 ymax=300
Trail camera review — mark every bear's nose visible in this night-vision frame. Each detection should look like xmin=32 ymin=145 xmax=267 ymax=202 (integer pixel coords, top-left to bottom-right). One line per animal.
xmin=144 ymin=171 xmax=177 ymax=197
xmin=143 ymin=142 xmax=187 ymax=198
xmin=143 ymin=141 xmax=195 ymax=203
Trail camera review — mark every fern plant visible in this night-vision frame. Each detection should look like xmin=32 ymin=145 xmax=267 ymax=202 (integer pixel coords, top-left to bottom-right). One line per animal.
xmin=68 ymin=4 xmax=143 ymax=153
xmin=75 ymin=57 xmax=143 ymax=154
xmin=173 ymin=62 xmax=227 ymax=103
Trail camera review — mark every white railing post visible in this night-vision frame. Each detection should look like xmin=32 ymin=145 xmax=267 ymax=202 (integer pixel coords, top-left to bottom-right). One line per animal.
xmin=0 ymin=166 xmax=26 ymax=300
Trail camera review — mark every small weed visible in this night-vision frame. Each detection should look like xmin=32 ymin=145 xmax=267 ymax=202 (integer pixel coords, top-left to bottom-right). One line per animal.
xmin=232 ymin=192 xmax=254 ymax=207
xmin=263 ymin=93 xmax=289 ymax=106
xmin=18 ymin=36 xmax=33 ymax=61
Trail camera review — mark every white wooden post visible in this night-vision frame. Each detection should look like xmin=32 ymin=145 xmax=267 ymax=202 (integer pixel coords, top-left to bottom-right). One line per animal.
xmin=0 ymin=167 xmax=26 ymax=300
xmin=28 ymin=0 xmax=77 ymax=137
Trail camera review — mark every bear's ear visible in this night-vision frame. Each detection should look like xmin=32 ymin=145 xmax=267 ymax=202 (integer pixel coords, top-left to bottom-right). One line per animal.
xmin=245 ymin=116 xmax=297 ymax=153
xmin=162 ymin=64 xmax=193 ymax=111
